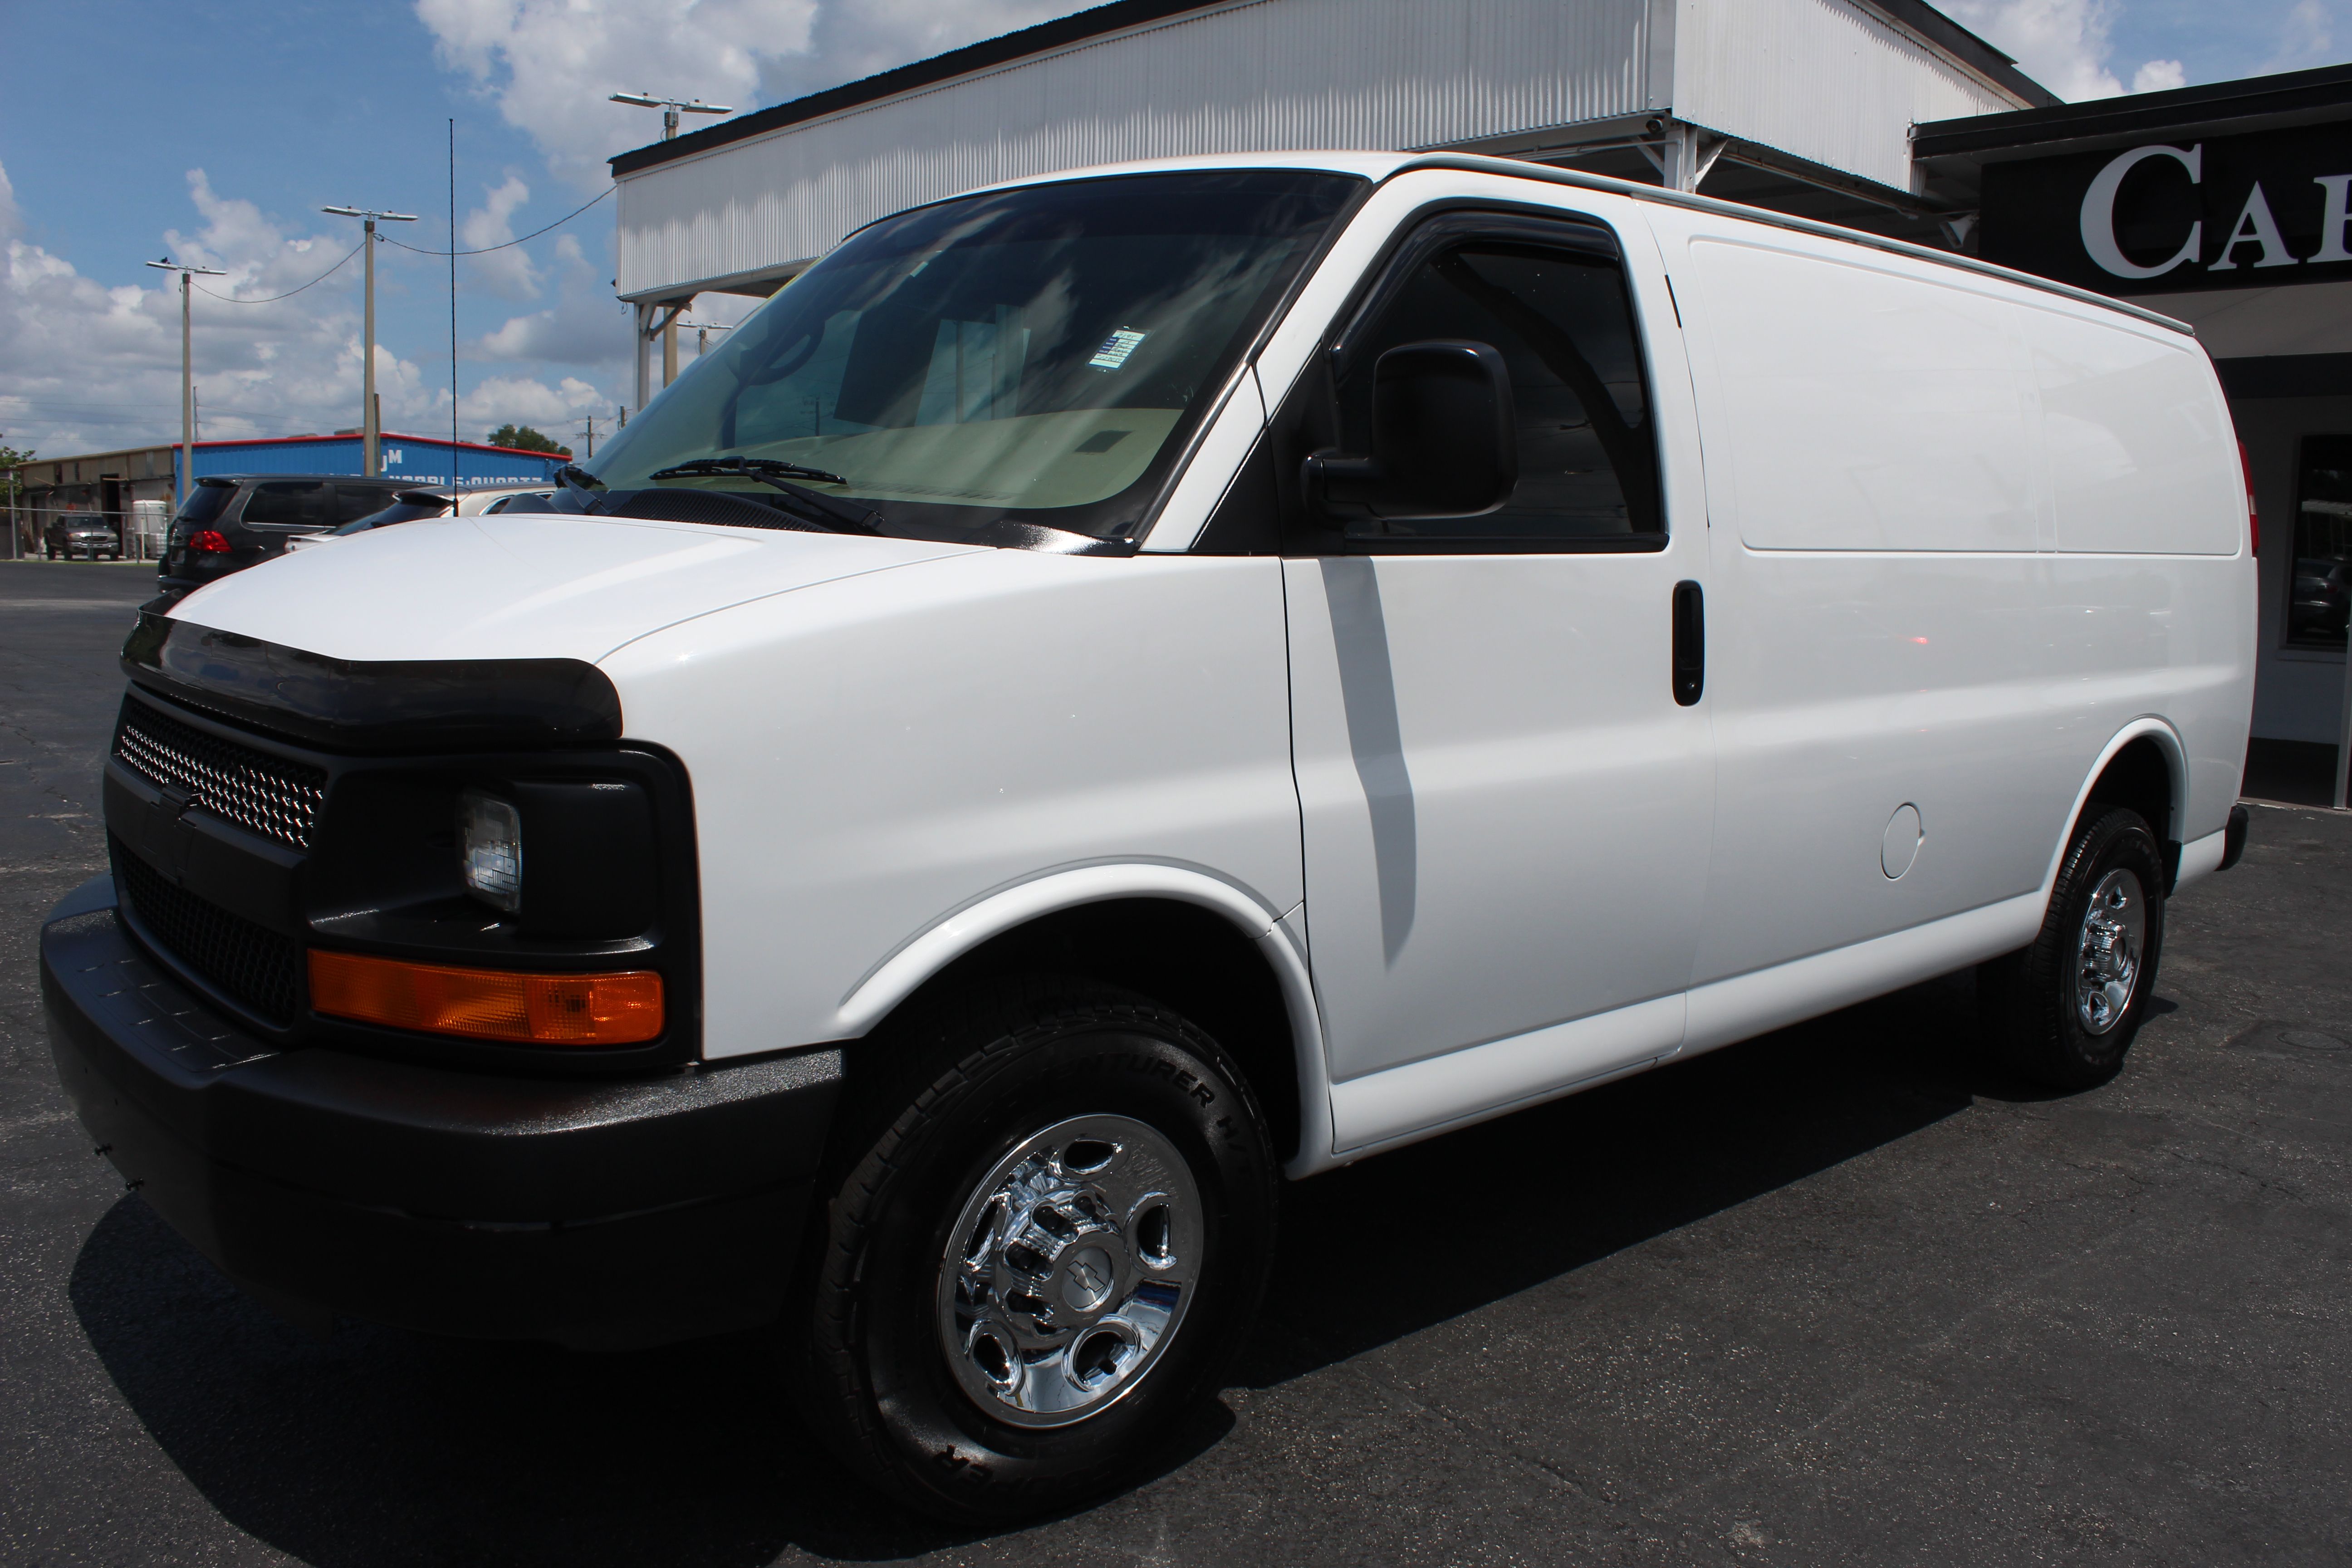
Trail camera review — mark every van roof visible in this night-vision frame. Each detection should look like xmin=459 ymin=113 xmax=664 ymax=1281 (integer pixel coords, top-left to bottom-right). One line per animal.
xmin=963 ymin=150 xmax=2197 ymax=340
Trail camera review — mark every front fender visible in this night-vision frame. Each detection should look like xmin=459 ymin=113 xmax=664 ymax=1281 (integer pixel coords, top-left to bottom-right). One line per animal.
xmin=834 ymin=863 xmax=1337 ymax=1181
xmin=834 ymin=862 xmax=1284 ymax=1034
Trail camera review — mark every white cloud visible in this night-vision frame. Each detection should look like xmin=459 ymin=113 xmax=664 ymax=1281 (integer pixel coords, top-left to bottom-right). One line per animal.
xmin=461 ymin=175 xmax=542 ymax=300
xmin=470 ymin=235 xmax=631 ymax=365
xmin=412 ymin=0 xmax=1099 ymax=195
xmin=0 ymin=163 xmax=473 ymax=457
xmin=1943 ymin=0 xmax=2123 ymax=99
xmin=1943 ymin=0 xmax=2195 ymax=101
xmin=2266 ymin=0 xmax=2337 ymax=72
xmin=415 ymin=0 xmax=822 ymax=194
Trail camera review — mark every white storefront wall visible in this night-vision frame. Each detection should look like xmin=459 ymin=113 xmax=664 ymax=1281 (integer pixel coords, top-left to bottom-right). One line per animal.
xmin=614 ymin=0 xmax=2029 ymax=302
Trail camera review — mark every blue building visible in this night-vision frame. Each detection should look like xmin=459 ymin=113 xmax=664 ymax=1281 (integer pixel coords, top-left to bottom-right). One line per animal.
xmin=183 ymin=431 xmax=568 ymax=489
xmin=11 ymin=431 xmax=568 ymax=554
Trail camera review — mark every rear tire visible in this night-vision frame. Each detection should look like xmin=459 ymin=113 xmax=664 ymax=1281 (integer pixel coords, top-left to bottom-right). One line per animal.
xmin=1980 ymin=806 xmax=2166 ymax=1088
xmin=797 ymin=979 xmax=1277 ymax=1523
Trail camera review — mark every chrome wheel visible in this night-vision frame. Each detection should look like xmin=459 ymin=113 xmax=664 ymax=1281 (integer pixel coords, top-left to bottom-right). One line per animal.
xmin=2074 ymin=867 xmax=2145 ymax=1036
xmin=936 ymin=1114 xmax=1201 ymax=1429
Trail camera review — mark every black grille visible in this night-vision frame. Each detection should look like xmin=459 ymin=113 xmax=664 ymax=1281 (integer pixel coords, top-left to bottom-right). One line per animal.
xmin=114 ymin=840 xmax=303 ymax=1025
xmin=114 ymin=698 xmax=327 ymax=850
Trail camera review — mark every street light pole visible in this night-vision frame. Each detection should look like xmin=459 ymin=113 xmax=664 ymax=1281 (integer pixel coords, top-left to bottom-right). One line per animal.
xmin=679 ymin=318 xmax=733 ymax=358
xmin=608 ymin=91 xmax=732 ymax=142
xmin=145 ymin=258 xmax=226 ymax=505
xmin=322 ymin=206 xmax=417 ymax=476
xmin=611 ymin=94 xmax=732 ymax=410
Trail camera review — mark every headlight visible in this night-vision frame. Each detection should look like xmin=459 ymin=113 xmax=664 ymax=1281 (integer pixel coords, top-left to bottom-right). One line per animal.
xmin=460 ymin=789 xmax=523 ymax=912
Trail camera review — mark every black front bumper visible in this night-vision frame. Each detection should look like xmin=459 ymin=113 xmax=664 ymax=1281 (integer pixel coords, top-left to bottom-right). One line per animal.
xmin=42 ymin=876 xmax=842 ymax=1349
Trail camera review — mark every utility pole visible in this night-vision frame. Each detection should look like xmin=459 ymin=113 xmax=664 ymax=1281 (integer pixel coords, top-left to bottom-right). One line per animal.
xmin=574 ymin=415 xmax=597 ymax=460
xmin=322 ymin=206 xmax=417 ymax=475
xmin=680 ymin=318 xmax=734 ymax=358
xmin=145 ymin=257 xmax=225 ymax=505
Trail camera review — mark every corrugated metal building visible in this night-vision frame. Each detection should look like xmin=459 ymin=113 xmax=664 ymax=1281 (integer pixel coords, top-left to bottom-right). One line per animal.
xmin=607 ymin=0 xmax=2052 ymax=404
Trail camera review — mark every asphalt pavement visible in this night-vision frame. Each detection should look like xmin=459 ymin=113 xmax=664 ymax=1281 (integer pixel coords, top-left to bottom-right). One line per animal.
xmin=2 ymin=555 xmax=2347 ymax=1566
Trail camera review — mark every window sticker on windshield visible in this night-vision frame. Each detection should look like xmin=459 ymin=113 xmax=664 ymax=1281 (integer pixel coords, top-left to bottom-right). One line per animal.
xmin=1088 ymin=328 xmax=1148 ymax=371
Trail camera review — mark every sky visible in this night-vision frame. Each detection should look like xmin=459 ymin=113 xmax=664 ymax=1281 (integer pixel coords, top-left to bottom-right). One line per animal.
xmin=0 ymin=0 xmax=2345 ymax=462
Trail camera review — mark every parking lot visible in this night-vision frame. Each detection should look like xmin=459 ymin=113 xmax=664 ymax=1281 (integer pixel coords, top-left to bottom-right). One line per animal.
xmin=1 ymin=554 xmax=2346 ymax=1567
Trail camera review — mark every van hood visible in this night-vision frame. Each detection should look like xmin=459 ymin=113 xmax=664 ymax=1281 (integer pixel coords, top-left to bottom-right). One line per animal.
xmin=166 ymin=512 xmax=973 ymax=665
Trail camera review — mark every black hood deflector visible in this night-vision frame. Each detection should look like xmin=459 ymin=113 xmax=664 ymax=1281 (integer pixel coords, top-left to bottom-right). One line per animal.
xmin=122 ymin=613 xmax=622 ymax=753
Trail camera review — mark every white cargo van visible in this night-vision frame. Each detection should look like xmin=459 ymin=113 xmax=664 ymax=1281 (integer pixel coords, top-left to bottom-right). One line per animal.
xmin=45 ymin=152 xmax=2255 ymax=1521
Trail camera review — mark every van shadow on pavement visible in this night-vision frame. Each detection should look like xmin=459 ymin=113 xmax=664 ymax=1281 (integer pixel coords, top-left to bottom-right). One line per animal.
xmin=68 ymin=969 xmax=2028 ymax=1565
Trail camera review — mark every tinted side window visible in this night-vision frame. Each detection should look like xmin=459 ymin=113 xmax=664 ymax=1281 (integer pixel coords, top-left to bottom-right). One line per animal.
xmin=2288 ymin=433 xmax=2352 ymax=651
xmin=172 ymin=483 xmax=235 ymax=528
xmin=241 ymin=481 xmax=334 ymax=528
xmin=335 ymin=485 xmax=400 ymax=523
xmin=1339 ymin=241 xmax=1660 ymax=542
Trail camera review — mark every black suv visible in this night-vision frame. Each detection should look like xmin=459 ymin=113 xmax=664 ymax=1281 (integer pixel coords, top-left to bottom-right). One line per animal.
xmin=159 ymin=475 xmax=412 ymax=595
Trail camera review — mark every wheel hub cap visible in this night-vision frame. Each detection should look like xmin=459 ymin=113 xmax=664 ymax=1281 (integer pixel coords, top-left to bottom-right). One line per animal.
xmin=936 ymin=1114 xmax=1201 ymax=1428
xmin=2074 ymin=867 xmax=2146 ymax=1036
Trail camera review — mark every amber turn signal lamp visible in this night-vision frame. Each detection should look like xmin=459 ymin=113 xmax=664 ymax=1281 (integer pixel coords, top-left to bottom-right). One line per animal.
xmin=308 ymin=950 xmax=663 ymax=1045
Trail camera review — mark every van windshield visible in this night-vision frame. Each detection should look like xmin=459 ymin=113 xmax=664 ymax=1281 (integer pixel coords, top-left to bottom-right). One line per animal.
xmin=582 ymin=169 xmax=1360 ymax=544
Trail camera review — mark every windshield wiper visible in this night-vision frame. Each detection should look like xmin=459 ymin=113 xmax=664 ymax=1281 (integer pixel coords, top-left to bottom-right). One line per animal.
xmin=646 ymin=456 xmax=883 ymax=536
xmin=552 ymin=464 xmax=607 ymax=510
xmin=655 ymin=455 xmax=848 ymax=486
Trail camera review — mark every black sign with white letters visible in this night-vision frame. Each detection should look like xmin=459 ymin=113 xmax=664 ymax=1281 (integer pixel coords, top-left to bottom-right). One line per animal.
xmin=1979 ymin=122 xmax=2352 ymax=294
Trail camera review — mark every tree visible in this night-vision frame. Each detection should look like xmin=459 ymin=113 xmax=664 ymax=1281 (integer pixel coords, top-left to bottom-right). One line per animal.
xmin=0 ymin=445 xmax=33 ymax=552
xmin=485 ymin=423 xmax=572 ymax=457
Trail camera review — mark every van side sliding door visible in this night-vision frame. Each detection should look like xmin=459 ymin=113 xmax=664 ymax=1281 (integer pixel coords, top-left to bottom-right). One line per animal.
xmin=1641 ymin=206 xmax=2066 ymax=1028
xmin=1273 ymin=206 xmax=1713 ymax=1154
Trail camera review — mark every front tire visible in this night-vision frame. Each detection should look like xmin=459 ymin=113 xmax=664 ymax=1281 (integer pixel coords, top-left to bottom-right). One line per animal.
xmin=799 ymin=980 xmax=1277 ymax=1523
xmin=1980 ymin=806 xmax=2166 ymax=1088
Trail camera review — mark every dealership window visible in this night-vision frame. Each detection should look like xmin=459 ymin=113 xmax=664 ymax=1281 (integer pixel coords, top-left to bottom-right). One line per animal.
xmin=2287 ymin=435 xmax=2352 ymax=652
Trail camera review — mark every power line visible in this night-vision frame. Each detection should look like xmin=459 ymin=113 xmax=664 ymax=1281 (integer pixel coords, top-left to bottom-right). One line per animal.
xmin=381 ymin=186 xmax=612 ymax=256
xmin=190 ymin=241 xmax=366 ymax=304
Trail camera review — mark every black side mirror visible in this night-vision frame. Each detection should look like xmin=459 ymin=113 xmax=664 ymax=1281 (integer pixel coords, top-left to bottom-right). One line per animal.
xmin=1304 ymin=339 xmax=1518 ymax=522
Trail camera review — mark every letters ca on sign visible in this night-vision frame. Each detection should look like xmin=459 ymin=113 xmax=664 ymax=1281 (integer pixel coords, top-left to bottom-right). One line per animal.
xmin=2076 ymin=140 xmax=2352 ymax=282
xmin=1980 ymin=124 xmax=2352 ymax=294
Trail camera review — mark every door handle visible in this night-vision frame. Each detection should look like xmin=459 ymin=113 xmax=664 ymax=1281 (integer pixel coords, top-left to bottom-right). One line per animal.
xmin=1671 ymin=580 xmax=1705 ymax=706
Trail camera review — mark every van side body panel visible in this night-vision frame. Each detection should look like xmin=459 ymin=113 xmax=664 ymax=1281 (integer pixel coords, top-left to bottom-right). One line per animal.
xmin=598 ymin=551 xmax=1304 ymax=1062
xmin=1645 ymin=203 xmax=2253 ymax=995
